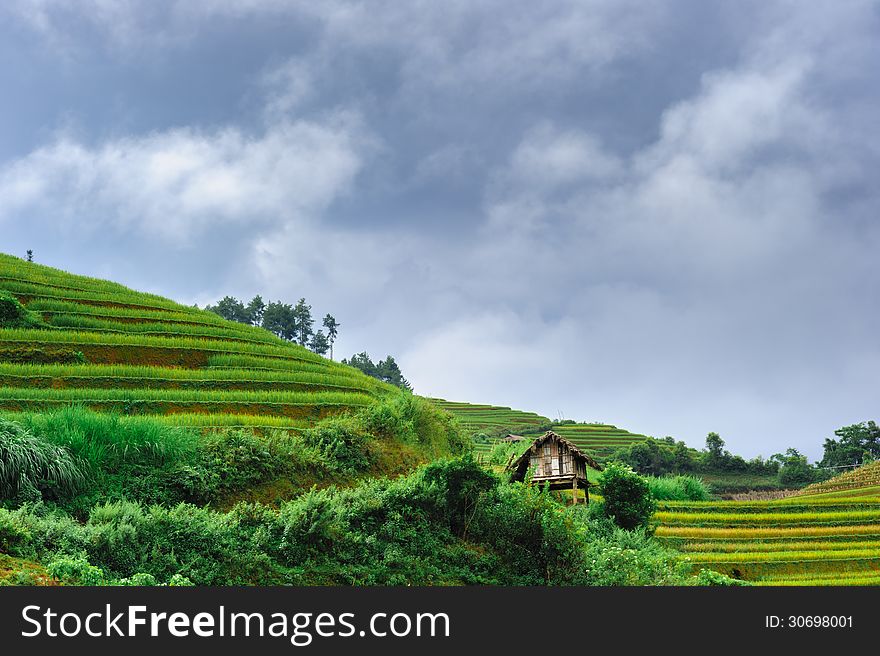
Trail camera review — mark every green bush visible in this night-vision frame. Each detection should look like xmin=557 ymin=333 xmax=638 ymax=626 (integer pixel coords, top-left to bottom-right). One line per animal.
xmin=301 ymin=416 xmax=371 ymax=474
xmin=0 ymin=508 xmax=32 ymax=555
xmin=0 ymin=291 xmax=43 ymax=329
xmin=47 ymin=555 xmax=106 ymax=585
xmin=118 ymin=572 xmax=158 ymax=586
xmin=598 ymin=462 xmax=657 ymax=530
xmin=690 ymin=568 xmax=751 ymax=586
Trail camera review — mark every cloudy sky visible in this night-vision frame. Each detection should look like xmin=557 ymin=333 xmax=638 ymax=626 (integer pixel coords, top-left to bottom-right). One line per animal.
xmin=1 ymin=1 xmax=878 ymax=459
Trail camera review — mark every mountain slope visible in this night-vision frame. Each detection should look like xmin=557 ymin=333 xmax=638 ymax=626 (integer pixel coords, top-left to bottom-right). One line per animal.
xmin=0 ymin=252 xmax=393 ymax=429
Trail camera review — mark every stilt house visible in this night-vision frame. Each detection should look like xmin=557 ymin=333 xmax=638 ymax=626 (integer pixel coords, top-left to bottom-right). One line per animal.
xmin=507 ymin=431 xmax=602 ymax=504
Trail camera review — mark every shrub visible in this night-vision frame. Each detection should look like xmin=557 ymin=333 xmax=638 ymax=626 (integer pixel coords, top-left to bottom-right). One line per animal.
xmin=0 ymin=508 xmax=32 ymax=555
xmin=118 ymin=572 xmax=158 ymax=586
xmin=301 ymin=417 xmax=371 ymax=474
xmin=0 ymin=291 xmax=43 ymax=329
xmin=47 ymin=555 xmax=106 ymax=585
xmin=598 ymin=462 xmax=657 ymax=530
xmin=691 ymin=569 xmax=750 ymax=586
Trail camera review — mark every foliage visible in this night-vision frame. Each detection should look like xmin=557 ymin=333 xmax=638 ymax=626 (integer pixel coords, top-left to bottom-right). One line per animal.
xmin=611 ymin=434 xmax=784 ymax=481
xmin=487 ymin=440 xmax=525 ymax=466
xmin=0 ymin=456 xmax=706 ymax=586
xmin=772 ymin=448 xmax=818 ymax=487
xmin=343 ymin=352 xmax=412 ymax=390
xmin=598 ymin=462 xmax=657 ymax=530
xmin=820 ymin=421 xmax=880 ymax=468
xmin=645 ymin=474 xmax=712 ymax=501
xmin=0 ymin=418 xmax=87 ymax=504
xmin=47 ymin=555 xmax=106 ymax=585
xmin=0 ymin=291 xmax=43 ymax=329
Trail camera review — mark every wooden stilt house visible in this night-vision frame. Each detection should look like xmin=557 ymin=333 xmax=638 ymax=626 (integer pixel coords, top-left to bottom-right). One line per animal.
xmin=507 ymin=431 xmax=601 ymax=504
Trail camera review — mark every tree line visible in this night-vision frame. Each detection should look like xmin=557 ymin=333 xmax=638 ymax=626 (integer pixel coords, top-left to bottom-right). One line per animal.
xmin=204 ymin=296 xmax=412 ymax=390
xmin=612 ymin=421 xmax=880 ymax=489
xmin=204 ymin=295 xmax=339 ymax=359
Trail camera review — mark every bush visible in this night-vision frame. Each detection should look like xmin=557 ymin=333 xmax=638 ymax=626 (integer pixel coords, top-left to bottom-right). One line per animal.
xmin=690 ymin=569 xmax=750 ymax=586
xmin=118 ymin=572 xmax=158 ymax=586
xmin=0 ymin=508 xmax=32 ymax=556
xmin=598 ymin=462 xmax=656 ymax=530
xmin=0 ymin=291 xmax=43 ymax=329
xmin=301 ymin=417 xmax=371 ymax=474
xmin=47 ymin=555 xmax=106 ymax=585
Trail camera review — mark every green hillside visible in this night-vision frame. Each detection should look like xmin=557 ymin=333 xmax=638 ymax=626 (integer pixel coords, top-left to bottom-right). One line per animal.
xmin=428 ymin=397 xmax=650 ymax=461
xmin=427 ymin=398 xmax=551 ymax=453
xmin=549 ymin=423 xmax=649 ymax=459
xmin=654 ymin=461 xmax=880 ymax=585
xmin=0 ymin=252 xmax=394 ymax=428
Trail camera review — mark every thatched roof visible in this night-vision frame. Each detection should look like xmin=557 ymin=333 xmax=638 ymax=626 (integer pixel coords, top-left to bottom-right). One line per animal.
xmin=507 ymin=430 xmax=603 ymax=478
xmin=499 ymin=433 xmax=525 ymax=442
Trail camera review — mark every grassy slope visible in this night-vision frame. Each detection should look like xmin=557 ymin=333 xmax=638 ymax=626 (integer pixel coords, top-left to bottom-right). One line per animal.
xmin=429 ymin=398 xmax=650 ymax=460
xmin=654 ymin=462 xmax=880 ymax=585
xmin=0 ymin=253 xmax=394 ymax=429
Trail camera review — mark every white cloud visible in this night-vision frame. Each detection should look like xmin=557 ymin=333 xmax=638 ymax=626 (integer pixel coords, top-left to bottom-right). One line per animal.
xmin=0 ymin=114 xmax=368 ymax=243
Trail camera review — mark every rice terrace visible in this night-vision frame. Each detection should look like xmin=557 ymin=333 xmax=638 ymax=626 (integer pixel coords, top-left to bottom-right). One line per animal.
xmin=0 ymin=251 xmax=878 ymax=587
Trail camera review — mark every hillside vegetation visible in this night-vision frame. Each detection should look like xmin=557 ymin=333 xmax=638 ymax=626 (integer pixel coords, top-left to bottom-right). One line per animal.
xmin=0 ymin=253 xmax=395 ymax=429
xmin=0 ymin=253 xmax=470 ymax=508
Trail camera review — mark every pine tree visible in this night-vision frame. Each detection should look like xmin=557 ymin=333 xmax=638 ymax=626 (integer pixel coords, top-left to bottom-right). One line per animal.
xmin=322 ymin=314 xmax=339 ymax=360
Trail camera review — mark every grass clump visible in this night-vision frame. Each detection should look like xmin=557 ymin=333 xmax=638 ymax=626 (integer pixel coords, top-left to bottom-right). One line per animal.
xmin=0 ymin=418 xmax=87 ymax=504
xmin=645 ymin=474 xmax=712 ymax=501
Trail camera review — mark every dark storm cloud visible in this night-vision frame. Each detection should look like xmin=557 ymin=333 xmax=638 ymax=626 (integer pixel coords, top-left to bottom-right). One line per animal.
xmin=1 ymin=0 xmax=878 ymax=459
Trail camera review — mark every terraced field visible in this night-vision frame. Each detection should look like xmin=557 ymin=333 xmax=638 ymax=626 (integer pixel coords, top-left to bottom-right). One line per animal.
xmin=0 ymin=253 xmax=394 ymax=430
xmin=428 ymin=399 xmax=651 ymax=460
xmin=794 ymin=460 xmax=880 ymax=499
xmin=549 ymin=423 xmax=649 ymax=458
xmin=427 ymin=399 xmax=552 ymax=454
xmin=655 ymin=464 xmax=880 ymax=585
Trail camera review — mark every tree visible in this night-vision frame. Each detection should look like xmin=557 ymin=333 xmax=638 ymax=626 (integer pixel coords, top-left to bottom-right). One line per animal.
xmin=343 ymin=352 xmax=377 ymax=378
xmin=820 ymin=421 xmax=880 ymax=468
xmin=771 ymin=448 xmax=816 ymax=488
xmin=261 ymin=301 xmax=297 ymax=340
xmin=376 ymin=355 xmax=411 ymax=390
xmin=598 ymin=462 xmax=656 ymax=530
xmin=309 ymin=330 xmax=330 ymax=356
xmin=705 ymin=432 xmax=725 ymax=465
xmin=293 ymin=298 xmax=314 ymax=347
xmin=245 ymin=295 xmax=266 ymax=326
xmin=322 ymin=314 xmax=339 ymax=360
xmin=206 ymin=296 xmax=250 ymax=323
xmin=26 ymin=250 xmax=33 ymax=263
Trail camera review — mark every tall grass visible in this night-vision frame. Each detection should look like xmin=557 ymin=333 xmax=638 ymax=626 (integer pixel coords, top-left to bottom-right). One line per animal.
xmin=26 ymin=298 xmax=229 ymax=326
xmin=0 ymin=362 xmax=379 ymax=390
xmin=0 ymin=386 xmax=376 ymax=405
xmin=646 ymin=475 xmax=712 ymax=501
xmin=46 ymin=314 xmax=289 ymax=347
xmin=0 ymin=327 xmax=328 ymax=362
xmin=0 ymin=279 xmax=192 ymax=313
xmin=0 ymin=417 xmax=86 ymax=498
xmin=15 ymin=406 xmax=201 ymax=470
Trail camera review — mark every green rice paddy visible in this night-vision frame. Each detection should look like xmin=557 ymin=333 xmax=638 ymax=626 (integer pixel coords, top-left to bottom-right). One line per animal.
xmin=0 ymin=253 xmax=394 ymax=430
